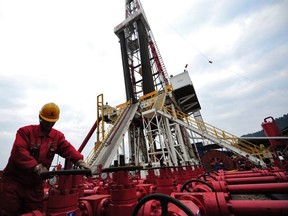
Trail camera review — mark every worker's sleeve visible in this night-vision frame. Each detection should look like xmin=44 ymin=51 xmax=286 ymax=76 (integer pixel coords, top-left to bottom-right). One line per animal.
xmin=10 ymin=128 xmax=38 ymax=171
xmin=56 ymin=132 xmax=83 ymax=163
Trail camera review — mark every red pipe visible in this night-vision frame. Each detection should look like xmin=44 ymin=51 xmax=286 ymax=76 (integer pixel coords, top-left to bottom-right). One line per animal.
xmin=226 ymin=175 xmax=287 ymax=184
xmin=217 ymin=170 xmax=255 ymax=176
xmin=78 ymin=120 xmax=98 ymax=153
xmin=216 ymin=172 xmax=263 ymax=180
xmin=177 ymin=192 xmax=288 ymax=216
xmin=215 ymin=170 xmax=271 ymax=180
xmin=210 ymin=181 xmax=288 ymax=194
xmin=227 ymin=182 xmax=288 ymax=194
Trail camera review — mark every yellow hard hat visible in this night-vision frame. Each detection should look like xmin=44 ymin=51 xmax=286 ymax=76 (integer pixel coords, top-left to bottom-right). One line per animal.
xmin=39 ymin=102 xmax=60 ymax=122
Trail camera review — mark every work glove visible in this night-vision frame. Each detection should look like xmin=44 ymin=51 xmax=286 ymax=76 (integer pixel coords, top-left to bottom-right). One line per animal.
xmin=76 ymin=160 xmax=91 ymax=170
xmin=34 ymin=164 xmax=48 ymax=176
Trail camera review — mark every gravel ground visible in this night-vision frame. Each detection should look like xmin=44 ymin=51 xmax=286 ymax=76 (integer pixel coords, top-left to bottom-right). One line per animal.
xmin=231 ymin=194 xmax=271 ymax=200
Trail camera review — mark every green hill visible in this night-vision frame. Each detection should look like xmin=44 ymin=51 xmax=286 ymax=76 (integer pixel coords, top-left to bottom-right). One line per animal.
xmin=242 ymin=113 xmax=288 ymax=137
xmin=240 ymin=113 xmax=288 ymax=147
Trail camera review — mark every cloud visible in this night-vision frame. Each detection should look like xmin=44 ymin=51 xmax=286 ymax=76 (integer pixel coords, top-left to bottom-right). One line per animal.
xmin=161 ymin=0 xmax=288 ymax=136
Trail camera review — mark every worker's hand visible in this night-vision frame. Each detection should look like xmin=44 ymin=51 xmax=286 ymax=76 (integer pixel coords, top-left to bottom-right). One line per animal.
xmin=34 ymin=164 xmax=48 ymax=176
xmin=76 ymin=160 xmax=91 ymax=170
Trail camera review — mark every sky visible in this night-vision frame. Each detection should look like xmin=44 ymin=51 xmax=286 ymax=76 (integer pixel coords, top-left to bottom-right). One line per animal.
xmin=0 ymin=0 xmax=287 ymax=169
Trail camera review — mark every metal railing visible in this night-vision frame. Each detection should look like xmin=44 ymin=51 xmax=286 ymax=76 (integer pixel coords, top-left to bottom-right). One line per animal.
xmin=85 ymin=101 xmax=131 ymax=165
xmin=161 ymin=105 xmax=271 ymax=162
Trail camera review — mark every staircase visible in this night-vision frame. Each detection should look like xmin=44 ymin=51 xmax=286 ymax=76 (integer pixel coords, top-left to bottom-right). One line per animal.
xmin=158 ymin=105 xmax=271 ymax=167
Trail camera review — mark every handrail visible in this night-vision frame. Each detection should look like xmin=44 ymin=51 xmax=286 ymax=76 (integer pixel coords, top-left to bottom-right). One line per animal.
xmin=85 ymin=102 xmax=131 ymax=165
xmin=161 ymin=105 xmax=271 ymax=162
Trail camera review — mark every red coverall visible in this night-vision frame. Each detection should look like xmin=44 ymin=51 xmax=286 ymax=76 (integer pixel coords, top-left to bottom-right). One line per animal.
xmin=0 ymin=124 xmax=83 ymax=215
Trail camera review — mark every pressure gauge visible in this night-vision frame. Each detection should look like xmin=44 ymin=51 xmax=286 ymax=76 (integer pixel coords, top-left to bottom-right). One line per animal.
xmin=100 ymin=172 xmax=108 ymax=180
xmin=48 ymin=176 xmax=58 ymax=186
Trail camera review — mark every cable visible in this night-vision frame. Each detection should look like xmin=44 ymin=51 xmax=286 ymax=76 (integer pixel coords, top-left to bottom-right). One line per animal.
xmin=166 ymin=22 xmax=288 ymax=101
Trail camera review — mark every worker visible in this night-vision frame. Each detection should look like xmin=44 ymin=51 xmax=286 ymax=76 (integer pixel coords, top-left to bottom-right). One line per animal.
xmin=0 ymin=102 xmax=90 ymax=216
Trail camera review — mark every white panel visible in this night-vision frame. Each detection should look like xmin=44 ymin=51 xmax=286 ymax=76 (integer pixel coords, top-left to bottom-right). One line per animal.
xmin=170 ymin=71 xmax=193 ymax=90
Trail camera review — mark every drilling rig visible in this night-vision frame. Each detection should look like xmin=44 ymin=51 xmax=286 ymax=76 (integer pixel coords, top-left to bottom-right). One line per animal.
xmin=84 ymin=0 xmax=273 ymax=173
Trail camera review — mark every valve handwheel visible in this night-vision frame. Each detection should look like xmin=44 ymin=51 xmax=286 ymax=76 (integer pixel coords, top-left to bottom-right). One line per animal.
xmin=180 ymin=179 xmax=216 ymax=192
xmin=40 ymin=169 xmax=92 ymax=179
xmin=102 ymin=165 xmax=143 ymax=172
xmin=197 ymin=172 xmax=217 ymax=181
xmin=131 ymin=193 xmax=194 ymax=216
